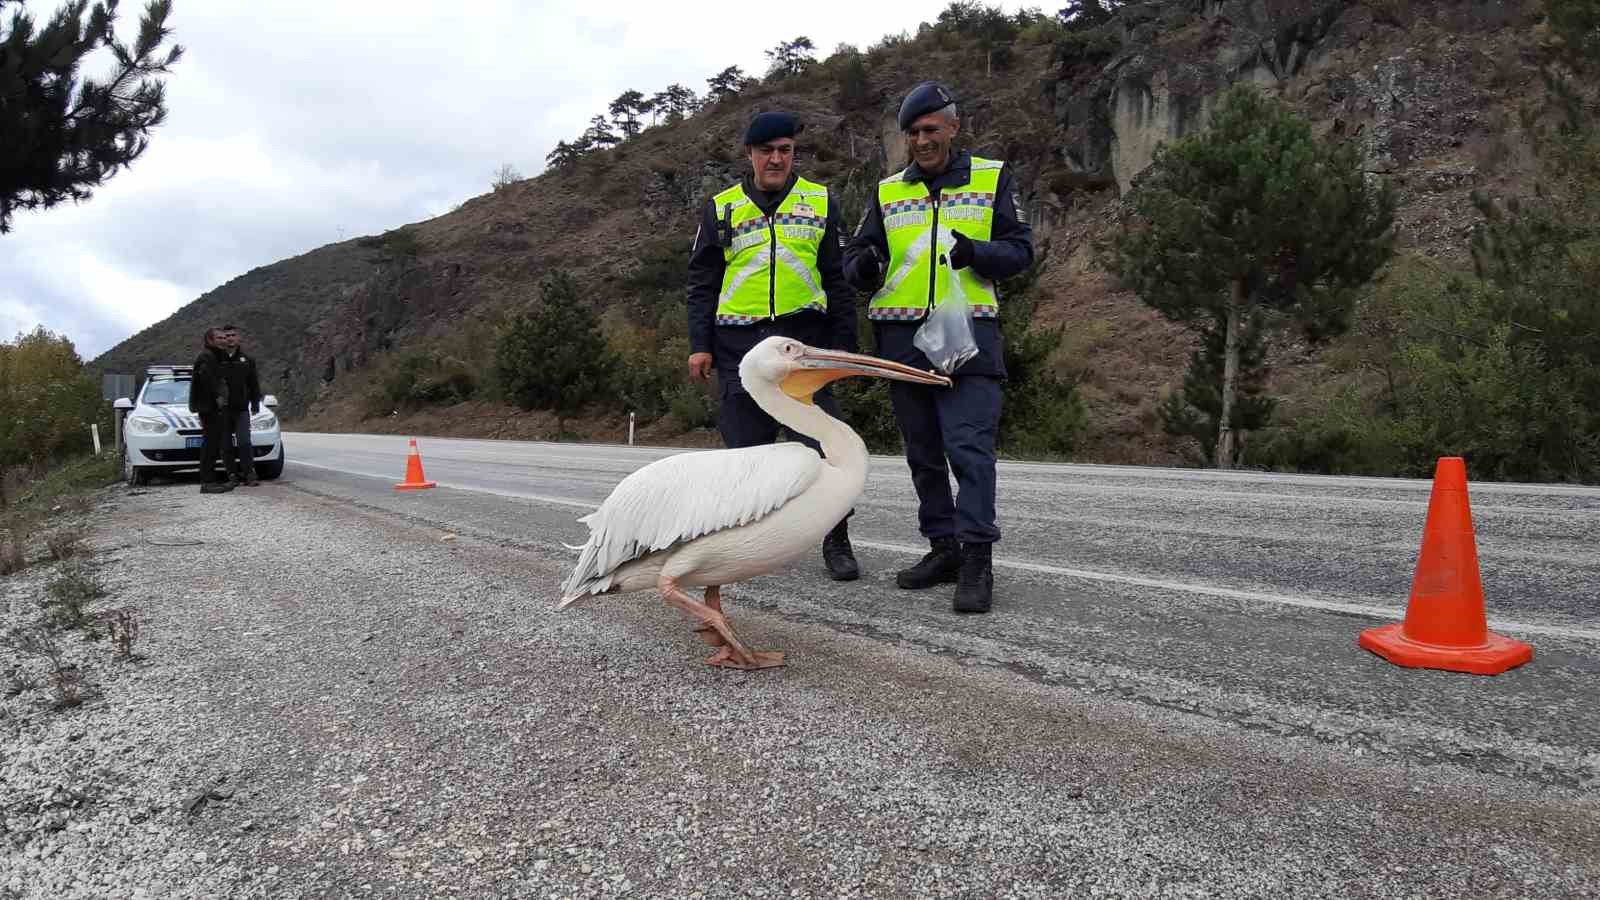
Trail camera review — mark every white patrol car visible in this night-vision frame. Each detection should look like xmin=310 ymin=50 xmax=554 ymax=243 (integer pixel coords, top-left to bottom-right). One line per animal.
xmin=113 ymin=365 xmax=285 ymax=486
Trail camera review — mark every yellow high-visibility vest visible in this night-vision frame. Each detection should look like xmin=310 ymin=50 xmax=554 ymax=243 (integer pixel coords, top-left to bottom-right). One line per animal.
xmin=713 ymin=177 xmax=830 ymax=324
xmin=867 ymin=157 xmax=1003 ymax=322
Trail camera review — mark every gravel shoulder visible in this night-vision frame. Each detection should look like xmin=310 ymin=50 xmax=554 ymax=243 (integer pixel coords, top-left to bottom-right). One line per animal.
xmin=3 ymin=480 xmax=1598 ymax=899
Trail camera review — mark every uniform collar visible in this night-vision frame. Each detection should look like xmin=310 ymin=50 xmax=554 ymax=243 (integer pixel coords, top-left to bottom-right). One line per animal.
xmin=742 ymin=170 xmax=799 ymax=206
xmin=903 ymin=149 xmax=972 ymax=184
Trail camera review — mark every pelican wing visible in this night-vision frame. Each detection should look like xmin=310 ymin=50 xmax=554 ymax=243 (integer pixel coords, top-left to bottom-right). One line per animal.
xmin=559 ymin=443 xmax=823 ymax=602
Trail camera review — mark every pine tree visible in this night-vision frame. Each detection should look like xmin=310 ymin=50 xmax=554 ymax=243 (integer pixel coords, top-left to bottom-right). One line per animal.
xmin=544 ymin=140 xmax=580 ymax=171
xmin=608 ymin=89 xmax=646 ymax=139
xmin=1157 ymin=315 xmax=1276 ymax=467
xmin=936 ymin=2 xmax=1017 ymax=74
xmin=581 ymin=114 xmax=620 ymax=149
xmin=1057 ymin=0 xmax=1124 ymax=31
xmin=764 ymin=37 xmax=815 ymax=81
xmin=0 ymin=0 xmax=184 ymax=233
xmin=705 ymin=65 xmax=746 ymax=102
xmin=651 ymin=83 xmax=697 ymax=123
xmin=1103 ymin=84 xmax=1394 ymax=468
xmin=495 ymin=272 xmax=616 ymax=418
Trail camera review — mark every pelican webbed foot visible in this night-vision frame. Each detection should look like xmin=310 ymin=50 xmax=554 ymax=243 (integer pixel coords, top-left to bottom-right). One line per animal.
xmin=703 ymin=647 xmax=786 ymax=670
xmin=659 ymin=576 xmax=784 ymax=670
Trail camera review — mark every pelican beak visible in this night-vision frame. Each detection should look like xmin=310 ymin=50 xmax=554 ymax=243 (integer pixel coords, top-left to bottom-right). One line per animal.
xmin=781 ymin=347 xmax=952 ymax=403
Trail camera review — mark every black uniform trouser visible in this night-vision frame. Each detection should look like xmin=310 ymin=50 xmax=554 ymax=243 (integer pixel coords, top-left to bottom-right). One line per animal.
xmin=225 ymin=408 xmax=255 ymax=479
xmin=889 ymin=375 xmax=1003 ymax=545
xmin=197 ymin=412 xmax=229 ymax=484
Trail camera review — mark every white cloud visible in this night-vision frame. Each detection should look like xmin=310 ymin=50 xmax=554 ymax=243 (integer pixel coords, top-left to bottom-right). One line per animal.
xmin=1 ymin=0 xmax=1023 ymax=358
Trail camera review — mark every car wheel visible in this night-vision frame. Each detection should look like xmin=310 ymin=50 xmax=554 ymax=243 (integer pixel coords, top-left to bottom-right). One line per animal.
xmin=256 ymin=447 xmax=284 ymax=480
xmin=125 ymin=455 xmax=150 ymax=487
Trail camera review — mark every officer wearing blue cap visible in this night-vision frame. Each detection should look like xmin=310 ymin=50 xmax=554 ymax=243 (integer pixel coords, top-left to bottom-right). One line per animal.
xmin=686 ymin=110 xmax=862 ymax=580
xmin=842 ymin=81 xmax=1034 ymax=614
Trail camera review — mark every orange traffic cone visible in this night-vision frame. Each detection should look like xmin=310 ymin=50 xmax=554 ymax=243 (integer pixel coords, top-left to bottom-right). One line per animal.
xmin=1359 ymin=457 xmax=1532 ymax=675
xmin=394 ymin=438 xmax=437 ymax=491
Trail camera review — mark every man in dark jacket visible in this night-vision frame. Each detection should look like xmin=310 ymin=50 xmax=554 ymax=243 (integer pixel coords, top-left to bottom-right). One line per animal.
xmin=188 ymin=328 xmax=234 ymax=494
xmin=219 ymin=324 xmax=264 ymax=485
xmin=842 ymin=81 xmax=1035 ymax=614
xmin=686 ymin=110 xmax=863 ymax=580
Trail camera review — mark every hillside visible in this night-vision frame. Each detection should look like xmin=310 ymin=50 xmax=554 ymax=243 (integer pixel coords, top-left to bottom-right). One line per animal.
xmin=89 ymin=0 xmax=1565 ymax=467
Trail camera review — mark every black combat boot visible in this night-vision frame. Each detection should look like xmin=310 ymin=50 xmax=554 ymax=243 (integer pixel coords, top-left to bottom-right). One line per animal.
xmin=821 ymin=518 xmax=860 ymax=581
xmin=952 ymin=542 xmax=994 ymax=614
xmin=896 ymin=537 xmax=961 ymax=590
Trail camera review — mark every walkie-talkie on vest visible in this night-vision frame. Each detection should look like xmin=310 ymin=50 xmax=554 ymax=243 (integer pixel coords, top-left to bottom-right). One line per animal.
xmin=717 ymin=202 xmax=733 ymax=247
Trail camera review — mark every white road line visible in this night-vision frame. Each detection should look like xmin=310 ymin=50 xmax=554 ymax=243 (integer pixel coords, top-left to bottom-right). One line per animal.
xmin=291 ymin=457 xmax=1600 ymax=644
xmin=290 ymin=459 xmax=598 ymax=510
xmin=853 ymin=539 xmax=1600 ymax=642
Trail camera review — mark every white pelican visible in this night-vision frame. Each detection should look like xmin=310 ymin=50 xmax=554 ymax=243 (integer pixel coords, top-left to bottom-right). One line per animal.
xmin=558 ymin=336 xmax=951 ymax=669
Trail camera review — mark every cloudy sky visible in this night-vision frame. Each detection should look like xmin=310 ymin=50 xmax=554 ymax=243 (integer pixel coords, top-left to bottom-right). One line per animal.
xmin=0 ymin=0 xmax=1033 ymax=360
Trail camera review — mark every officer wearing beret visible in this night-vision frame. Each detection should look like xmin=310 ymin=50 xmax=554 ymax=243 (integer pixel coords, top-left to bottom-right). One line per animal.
xmin=842 ymin=82 xmax=1034 ymax=614
xmin=687 ymin=111 xmax=862 ymax=580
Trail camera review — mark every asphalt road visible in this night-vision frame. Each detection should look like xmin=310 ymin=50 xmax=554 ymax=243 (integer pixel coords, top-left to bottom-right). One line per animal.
xmin=282 ymin=431 xmax=1600 ymax=791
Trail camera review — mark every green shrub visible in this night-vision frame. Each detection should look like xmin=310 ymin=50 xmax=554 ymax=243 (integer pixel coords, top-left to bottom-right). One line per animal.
xmin=376 ymin=351 xmax=478 ymax=411
xmin=497 ymin=272 xmax=617 ymax=415
xmin=357 ymin=227 xmax=423 ymax=260
xmin=42 ymin=562 xmax=107 ymax=631
xmin=997 ymin=271 xmax=1090 ymax=459
xmin=1054 ymin=28 xmax=1121 ymax=68
xmin=0 ymin=328 xmax=105 ymax=503
xmin=667 ymin=384 xmax=717 ymax=430
xmin=835 ymin=379 xmax=901 ymax=453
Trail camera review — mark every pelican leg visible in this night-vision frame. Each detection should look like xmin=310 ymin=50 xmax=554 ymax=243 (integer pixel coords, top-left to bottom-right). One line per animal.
xmin=658 ymin=576 xmax=785 ymax=670
xmin=694 ymin=586 xmax=728 ymax=647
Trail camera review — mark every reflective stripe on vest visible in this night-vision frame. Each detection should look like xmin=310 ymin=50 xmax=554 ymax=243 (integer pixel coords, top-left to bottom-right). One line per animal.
xmin=868 ymin=157 xmax=1003 ymax=322
xmin=714 ymin=177 xmax=829 ymax=325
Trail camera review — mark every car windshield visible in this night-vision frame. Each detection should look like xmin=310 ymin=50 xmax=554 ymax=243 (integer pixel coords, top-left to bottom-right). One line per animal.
xmin=140 ymin=380 xmax=191 ymax=406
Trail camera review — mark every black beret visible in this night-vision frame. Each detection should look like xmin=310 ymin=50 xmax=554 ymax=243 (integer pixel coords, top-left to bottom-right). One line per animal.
xmin=743 ymin=111 xmax=803 ymax=146
xmin=897 ymin=81 xmax=957 ymax=131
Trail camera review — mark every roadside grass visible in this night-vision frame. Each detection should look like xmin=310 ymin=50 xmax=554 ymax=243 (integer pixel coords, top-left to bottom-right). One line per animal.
xmin=2 ymin=453 xmax=128 ymax=713
xmin=1 ymin=454 xmax=119 ymax=577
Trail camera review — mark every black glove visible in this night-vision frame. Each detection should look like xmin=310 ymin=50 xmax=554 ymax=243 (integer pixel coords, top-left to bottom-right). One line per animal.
xmin=849 ymin=245 xmax=887 ymax=292
xmin=948 ymin=230 xmax=975 ymax=270
xmin=250 ymin=402 xmax=260 ymax=415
